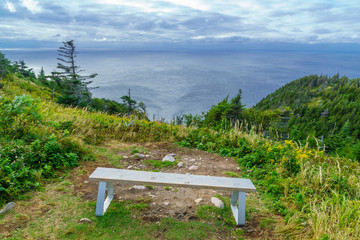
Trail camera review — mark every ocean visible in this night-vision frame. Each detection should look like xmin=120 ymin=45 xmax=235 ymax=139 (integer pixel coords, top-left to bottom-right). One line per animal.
xmin=3 ymin=47 xmax=360 ymax=120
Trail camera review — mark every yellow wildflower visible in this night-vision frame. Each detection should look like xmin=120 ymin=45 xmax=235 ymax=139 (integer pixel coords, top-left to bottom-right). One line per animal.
xmin=284 ymin=140 xmax=295 ymax=146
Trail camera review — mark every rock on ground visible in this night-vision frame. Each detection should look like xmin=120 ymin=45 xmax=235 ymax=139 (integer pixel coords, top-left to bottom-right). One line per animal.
xmin=211 ymin=197 xmax=224 ymax=209
xmin=189 ymin=165 xmax=198 ymax=171
xmin=162 ymin=154 xmax=176 ymax=162
xmin=79 ymin=218 xmax=93 ymax=223
xmin=0 ymin=202 xmax=16 ymax=214
xmin=129 ymin=185 xmax=146 ymax=190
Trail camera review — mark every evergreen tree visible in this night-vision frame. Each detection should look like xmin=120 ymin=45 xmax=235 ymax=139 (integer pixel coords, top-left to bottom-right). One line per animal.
xmin=0 ymin=52 xmax=9 ymax=89
xmin=121 ymin=89 xmax=137 ymax=115
xmin=38 ymin=67 xmax=49 ymax=86
xmin=13 ymin=60 xmax=35 ymax=78
xmin=55 ymin=40 xmax=97 ymax=106
xmin=224 ymin=89 xmax=244 ymax=123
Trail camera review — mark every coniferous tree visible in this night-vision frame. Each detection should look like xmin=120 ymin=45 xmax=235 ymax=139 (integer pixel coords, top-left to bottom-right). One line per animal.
xmin=224 ymin=89 xmax=244 ymax=123
xmin=38 ymin=67 xmax=49 ymax=86
xmin=55 ymin=40 xmax=97 ymax=106
xmin=121 ymin=89 xmax=137 ymax=115
xmin=0 ymin=52 xmax=9 ymax=89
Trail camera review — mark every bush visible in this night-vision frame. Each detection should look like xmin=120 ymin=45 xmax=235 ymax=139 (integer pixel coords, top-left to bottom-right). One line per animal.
xmin=0 ymin=135 xmax=82 ymax=203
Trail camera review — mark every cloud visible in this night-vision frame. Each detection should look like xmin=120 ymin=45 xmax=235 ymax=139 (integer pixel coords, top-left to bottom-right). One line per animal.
xmin=6 ymin=1 xmax=16 ymax=12
xmin=20 ymin=0 xmax=42 ymax=14
xmin=1 ymin=0 xmax=360 ymax=46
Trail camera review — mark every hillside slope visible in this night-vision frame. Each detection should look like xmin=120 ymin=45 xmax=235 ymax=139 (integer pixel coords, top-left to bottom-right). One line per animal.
xmin=254 ymin=74 xmax=360 ymax=157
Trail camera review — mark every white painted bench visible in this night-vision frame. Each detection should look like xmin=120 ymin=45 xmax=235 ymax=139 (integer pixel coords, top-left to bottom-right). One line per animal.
xmin=89 ymin=167 xmax=256 ymax=226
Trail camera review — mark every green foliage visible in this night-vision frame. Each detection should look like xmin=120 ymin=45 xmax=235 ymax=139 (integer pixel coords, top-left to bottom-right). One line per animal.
xmin=144 ymin=160 xmax=178 ymax=169
xmin=183 ymin=113 xmax=203 ymax=127
xmin=253 ymin=74 xmax=360 ymax=159
xmin=0 ymin=135 xmax=82 ymax=203
xmin=0 ymin=94 xmax=88 ymax=204
xmin=0 ymin=52 xmax=10 ymax=81
xmin=203 ymin=89 xmax=244 ymax=129
xmin=54 ymin=40 xmax=97 ymax=107
xmin=0 ymin=95 xmax=42 ymax=137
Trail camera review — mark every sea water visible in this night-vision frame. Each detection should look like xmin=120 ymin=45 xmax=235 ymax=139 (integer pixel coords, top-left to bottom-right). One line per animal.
xmin=3 ymin=47 xmax=360 ymax=120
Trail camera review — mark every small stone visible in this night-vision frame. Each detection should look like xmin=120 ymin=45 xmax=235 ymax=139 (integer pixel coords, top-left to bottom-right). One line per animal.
xmin=237 ymin=167 xmax=240 ymax=170
xmin=84 ymin=181 xmax=88 ymax=184
xmin=130 ymin=185 xmax=146 ymax=190
xmin=79 ymin=218 xmax=93 ymax=223
xmin=195 ymin=198 xmax=203 ymax=204
xmin=189 ymin=165 xmax=198 ymax=171
xmin=138 ymin=154 xmax=145 ymax=158
xmin=162 ymin=154 xmax=176 ymax=162
xmin=177 ymin=162 xmax=184 ymax=167
xmin=163 ymin=202 xmax=170 ymax=206
xmin=189 ymin=158 xmax=196 ymax=163
xmin=211 ymin=197 xmax=224 ymax=209
xmin=0 ymin=202 xmax=16 ymax=214
xmin=127 ymin=165 xmax=133 ymax=169
xmin=170 ymin=153 xmax=176 ymax=157
xmin=123 ymin=156 xmax=129 ymax=159
xmin=247 ymin=169 xmax=253 ymax=173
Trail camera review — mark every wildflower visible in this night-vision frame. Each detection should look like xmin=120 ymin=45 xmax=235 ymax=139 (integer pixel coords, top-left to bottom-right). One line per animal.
xmin=284 ymin=140 xmax=295 ymax=147
xmin=296 ymin=153 xmax=308 ymax=160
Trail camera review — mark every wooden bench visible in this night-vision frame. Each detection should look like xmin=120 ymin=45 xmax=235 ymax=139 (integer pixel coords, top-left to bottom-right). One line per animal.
xmin=89 ymin=167 xmax=256 ymax=226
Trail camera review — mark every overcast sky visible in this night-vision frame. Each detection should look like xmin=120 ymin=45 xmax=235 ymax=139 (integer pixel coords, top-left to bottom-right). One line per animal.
xmin=1 ymin=0 xmax=360 ymax=48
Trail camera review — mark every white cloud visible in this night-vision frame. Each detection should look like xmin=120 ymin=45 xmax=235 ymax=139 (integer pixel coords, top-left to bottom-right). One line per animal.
xmin=20 ymin=0 xmax=42 ymax=14
xmin=1 ymin=0 xmax=360 ymax=44
xmin=6 ymin=1 xmax=16 ymax=12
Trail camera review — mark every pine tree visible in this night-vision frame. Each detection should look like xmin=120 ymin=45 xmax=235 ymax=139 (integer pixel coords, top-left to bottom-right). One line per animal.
xmin=121 ymin=89 xmax=137 ymax=115
xmin=38 ymin=67 xmax=49 ymax=86
xmin=0 ymin=52 xmax=9 ymax=89
xmin=55 ymin=40 xmax=97 ymax=106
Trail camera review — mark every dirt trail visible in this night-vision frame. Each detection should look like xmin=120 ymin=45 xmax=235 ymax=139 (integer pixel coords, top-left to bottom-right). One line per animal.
xmin=72 ymin=141 xmax=241 ymax=222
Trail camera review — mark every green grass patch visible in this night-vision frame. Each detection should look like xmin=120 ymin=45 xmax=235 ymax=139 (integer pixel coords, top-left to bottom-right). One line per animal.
xmin=225 ymin=171 xmax=240 ymax=178
xmin=144 ymin=160 xmax=178 ymax=169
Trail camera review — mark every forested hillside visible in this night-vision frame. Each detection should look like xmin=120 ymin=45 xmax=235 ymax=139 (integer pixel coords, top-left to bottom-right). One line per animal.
xmin=253 ymin=74 xmax=360 ymax=159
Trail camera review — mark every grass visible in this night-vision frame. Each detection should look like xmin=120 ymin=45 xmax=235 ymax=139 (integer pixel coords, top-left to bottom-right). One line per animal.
xmin=144 ymin=160 xmax=178 ymax=169
xmin=1 ymin=180 xmax=236 ymax=240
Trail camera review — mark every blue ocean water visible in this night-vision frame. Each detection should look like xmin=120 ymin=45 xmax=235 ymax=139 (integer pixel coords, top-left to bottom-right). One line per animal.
xmin=3 ymin=48 xmax=360 ymax=120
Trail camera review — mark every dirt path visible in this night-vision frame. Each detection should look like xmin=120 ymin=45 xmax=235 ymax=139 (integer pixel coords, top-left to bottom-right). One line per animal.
xmin=72 ymin=141 xmax=241 ymax=222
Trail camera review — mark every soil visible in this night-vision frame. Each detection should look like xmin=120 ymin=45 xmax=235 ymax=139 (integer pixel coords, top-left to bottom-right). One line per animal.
xmin=72 ymin=141 xmax=242 ymax=222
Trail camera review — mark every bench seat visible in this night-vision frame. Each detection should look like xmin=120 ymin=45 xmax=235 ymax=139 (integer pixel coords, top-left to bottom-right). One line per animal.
xmin=89 ymin=167 xmax=256 ymax=226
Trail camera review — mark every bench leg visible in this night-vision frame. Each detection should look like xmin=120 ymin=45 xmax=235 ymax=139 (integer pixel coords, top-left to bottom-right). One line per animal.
xmin=95 ymin=182 xmax=114 ymax=216
xmin=230 ymin=191 xmax=246 ymax=226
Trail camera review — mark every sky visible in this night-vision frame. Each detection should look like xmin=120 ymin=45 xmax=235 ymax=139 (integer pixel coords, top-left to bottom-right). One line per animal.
xmin=1 ymin=0 xmax=360 ymax=48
